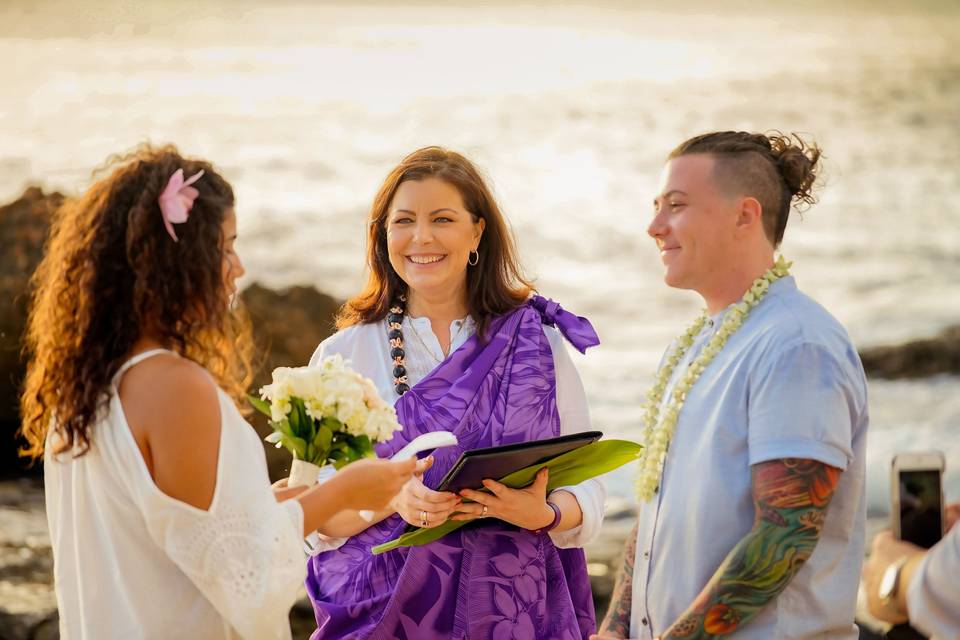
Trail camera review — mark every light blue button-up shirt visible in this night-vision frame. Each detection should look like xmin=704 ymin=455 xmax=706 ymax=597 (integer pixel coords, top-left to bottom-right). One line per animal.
xmin=630 ymin=276 xmax=869 ymax=639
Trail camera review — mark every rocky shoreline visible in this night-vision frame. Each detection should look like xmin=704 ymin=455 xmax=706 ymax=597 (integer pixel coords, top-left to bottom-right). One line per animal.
xmin=0 ymin=187 xmax=947 ymax=638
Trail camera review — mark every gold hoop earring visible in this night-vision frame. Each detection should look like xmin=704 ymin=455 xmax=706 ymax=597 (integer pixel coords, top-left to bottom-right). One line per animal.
xmin=468 ymin=249 xmax=479 ymax=266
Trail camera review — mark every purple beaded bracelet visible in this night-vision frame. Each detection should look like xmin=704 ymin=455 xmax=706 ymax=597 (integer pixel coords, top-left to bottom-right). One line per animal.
xmin=529 ymin=501 xmax=562 ymax=535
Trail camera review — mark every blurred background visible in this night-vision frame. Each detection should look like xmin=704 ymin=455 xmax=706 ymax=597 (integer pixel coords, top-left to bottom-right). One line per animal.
xmin=1 ymin=0 xmax=958 ymax=637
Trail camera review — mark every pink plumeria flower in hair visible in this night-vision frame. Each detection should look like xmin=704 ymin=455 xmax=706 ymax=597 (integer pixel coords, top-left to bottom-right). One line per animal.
xmin=158 ymin=168 xmax=204 ymax=242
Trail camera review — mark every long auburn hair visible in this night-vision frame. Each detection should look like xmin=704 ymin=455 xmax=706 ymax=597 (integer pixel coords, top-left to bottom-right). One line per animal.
xmin=337 ymin=146 xmax=532 ymax=338
xmin=19 ymin=144 xmax=254 ymax=460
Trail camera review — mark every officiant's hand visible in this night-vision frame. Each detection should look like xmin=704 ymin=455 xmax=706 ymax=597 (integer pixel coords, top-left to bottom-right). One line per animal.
xmin=452 ymin=468 xmax=554 ymax=530
xmin=390 ymin=455 xmax=462 ymax=529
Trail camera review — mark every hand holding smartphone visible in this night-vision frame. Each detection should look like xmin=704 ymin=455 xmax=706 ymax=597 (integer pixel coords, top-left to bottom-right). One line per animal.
xmin=891 ymin=451 xmax=945 ymax=549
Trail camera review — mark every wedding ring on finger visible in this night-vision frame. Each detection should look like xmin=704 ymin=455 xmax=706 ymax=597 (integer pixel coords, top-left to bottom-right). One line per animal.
xmin=481 ymin=505 xmax=488 ymax=517
xmin=420 ymin=510 xmax=428 ymax=527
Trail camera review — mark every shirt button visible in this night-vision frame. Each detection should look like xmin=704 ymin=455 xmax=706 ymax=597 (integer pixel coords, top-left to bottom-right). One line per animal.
xmin=643 ymin=551 xmax=650 ymax=559
xmin=641 ymin=617 xmax=648 ymax=626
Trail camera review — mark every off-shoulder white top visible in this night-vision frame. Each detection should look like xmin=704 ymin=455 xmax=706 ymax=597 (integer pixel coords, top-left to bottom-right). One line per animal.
xmin=45 ymin=349 xmax=306 ymax=639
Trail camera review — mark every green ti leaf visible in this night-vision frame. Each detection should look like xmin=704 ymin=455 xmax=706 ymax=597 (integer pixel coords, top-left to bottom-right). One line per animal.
xmin=371 ymin=439 xmax=642 ymax=555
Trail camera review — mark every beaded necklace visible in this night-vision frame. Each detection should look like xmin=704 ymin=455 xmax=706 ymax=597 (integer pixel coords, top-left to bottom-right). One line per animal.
xmin=636 ymin=256 xmax=792 ymax=501
xmin=386 ymin=295 xmax=410 ymax=396
xmin=386 ymin=295 xmax=469 ymax=396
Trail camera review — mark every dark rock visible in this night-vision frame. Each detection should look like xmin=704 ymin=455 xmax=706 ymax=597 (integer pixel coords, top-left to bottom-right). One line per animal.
xmin=860 ymin=326 xmax=960 ymax=379
xmin=0 ymin=188 xmax=64 ymax=478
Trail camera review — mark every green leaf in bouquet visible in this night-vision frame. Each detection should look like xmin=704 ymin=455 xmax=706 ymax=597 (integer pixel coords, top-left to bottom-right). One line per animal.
xmin=313 ymin=422 xmax=333 ymax=453
xmin=287 ymin=398 xmax=310 ymax=440
xmin=298 ymin=399 xmax=317 ymax=442
xmin=351 ymin=435 xmax=373 ymax=456
xmin=279 ymin=433 xmax=307 ymax=460
xmin=247 ymin=394 xmax=272 ymax=418
xmin=321 ymin=416 xmax=342 ymax=434
xmin=276 ymin=418 xmax=295 ymax=438
xmin=371 ymin=439 xmax=642 ymax=555
xmin=287 ymin=401 xmax=302 ymax=436
xmin=331 ymin=443 xmax=362 ymax=469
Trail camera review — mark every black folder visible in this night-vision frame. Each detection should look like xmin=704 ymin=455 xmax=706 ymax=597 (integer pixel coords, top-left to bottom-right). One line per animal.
xmin=435 ymin=430 xmax=603 ymax=494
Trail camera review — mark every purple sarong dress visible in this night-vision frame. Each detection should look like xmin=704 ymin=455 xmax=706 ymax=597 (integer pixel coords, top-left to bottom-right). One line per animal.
xmin=305 ymin=297 xmax=600 ymax=639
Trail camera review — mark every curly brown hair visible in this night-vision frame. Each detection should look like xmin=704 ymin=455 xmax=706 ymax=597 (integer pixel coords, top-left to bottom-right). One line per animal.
xmin=19 ymin=144 xmax=254 ymax=460
xmin=668 ymin=131 xmax=822 ymax=246
xmin=337 ymin=146 xmax=533 ymax=339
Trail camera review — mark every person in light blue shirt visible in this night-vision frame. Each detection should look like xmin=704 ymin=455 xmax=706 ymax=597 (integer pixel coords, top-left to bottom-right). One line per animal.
xmin=593 ymin=131 xmax=869 ymax=640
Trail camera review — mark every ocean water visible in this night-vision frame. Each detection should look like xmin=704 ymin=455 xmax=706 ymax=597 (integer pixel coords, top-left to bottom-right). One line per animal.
xmin=2 ymin=0 xmax=958 ymax=515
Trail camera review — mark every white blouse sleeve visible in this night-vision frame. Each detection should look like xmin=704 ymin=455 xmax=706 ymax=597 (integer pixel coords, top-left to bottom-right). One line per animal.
xmin=544 ymin=326 xmax=606 ymax=549
xmin=906 ymin=525 xmax=960 ymax=640
xmin=144 ymin=474 xmax=307 ymax=639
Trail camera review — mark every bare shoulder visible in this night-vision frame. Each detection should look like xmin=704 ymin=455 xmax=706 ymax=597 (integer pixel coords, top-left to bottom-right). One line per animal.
xmin=119 ymin=354 xmax=222 ymax=509
xmin=119 ymin=354 xmax=220 ymax=440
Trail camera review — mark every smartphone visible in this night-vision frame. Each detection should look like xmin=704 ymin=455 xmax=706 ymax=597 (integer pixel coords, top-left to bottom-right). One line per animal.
xmin=891 ymin=451 xmax=945 ymax=549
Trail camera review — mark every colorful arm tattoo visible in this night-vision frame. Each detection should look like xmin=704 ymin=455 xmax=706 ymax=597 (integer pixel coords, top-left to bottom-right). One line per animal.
xmin=660 ymin=458 xmax=841 ymax=639
xmin=599 ymin=519 xmax=639 ymax=638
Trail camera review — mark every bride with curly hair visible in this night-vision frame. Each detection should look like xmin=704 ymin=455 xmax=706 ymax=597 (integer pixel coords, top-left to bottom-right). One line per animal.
xmin=19 ymin=144 xmax=417 ymax=640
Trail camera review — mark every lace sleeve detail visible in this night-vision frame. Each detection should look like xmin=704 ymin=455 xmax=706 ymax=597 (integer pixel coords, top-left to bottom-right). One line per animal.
xmin=151 ymin=498 xmax=306 ymax=639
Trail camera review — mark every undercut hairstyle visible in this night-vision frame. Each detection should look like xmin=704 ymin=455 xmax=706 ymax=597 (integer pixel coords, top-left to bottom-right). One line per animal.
xmin=19 ymin=144 xmax=254 ymax=460
xmin=668 ymin=131 xmax=822 ymax=246
xmin=338 ymin=146 xmax=533 ymax=339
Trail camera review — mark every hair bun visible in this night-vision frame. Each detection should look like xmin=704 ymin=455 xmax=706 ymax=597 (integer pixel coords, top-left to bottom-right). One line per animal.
xmin=768 ymin=132 xmax=821 ymax=206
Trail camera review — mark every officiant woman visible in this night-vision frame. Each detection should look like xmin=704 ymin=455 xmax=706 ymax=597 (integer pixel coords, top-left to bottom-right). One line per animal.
xmin=303 ymin=146 xmax=606 ymax=639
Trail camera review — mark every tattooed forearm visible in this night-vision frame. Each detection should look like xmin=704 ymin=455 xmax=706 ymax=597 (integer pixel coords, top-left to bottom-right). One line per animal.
xmin=661 ymin=458 xmax=841 ymax=639
xmin=599 ymin=519 xmax=639 ymax=638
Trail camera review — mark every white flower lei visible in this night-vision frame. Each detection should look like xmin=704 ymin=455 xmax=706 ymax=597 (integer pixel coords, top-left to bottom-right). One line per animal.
xmin=635 ymin=256 xmax=792 ymax=501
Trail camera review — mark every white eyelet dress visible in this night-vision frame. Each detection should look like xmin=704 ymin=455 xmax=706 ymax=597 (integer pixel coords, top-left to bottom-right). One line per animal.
xmin=44 ymin=349 xmax=307 ymax=639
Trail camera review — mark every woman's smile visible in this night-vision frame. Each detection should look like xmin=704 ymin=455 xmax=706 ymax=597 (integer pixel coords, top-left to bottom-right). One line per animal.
xmin=406 ymin=253 xmax=447 ymax=266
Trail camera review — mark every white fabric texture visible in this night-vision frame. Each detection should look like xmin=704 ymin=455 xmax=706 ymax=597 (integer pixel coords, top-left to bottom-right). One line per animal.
xmin=45 ymin=349 xmax=306 ymax=640
xmin=629 ymin=276 xmax=869 ymax=640
xmin=308 ymin=314 xmax=606 ymax=549
xmin=906 ymin=523 xmax=960 ymax=640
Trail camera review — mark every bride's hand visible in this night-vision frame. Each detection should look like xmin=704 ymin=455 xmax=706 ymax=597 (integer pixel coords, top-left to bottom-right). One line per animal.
xmin=452 ymin=468 xmax=555 ymax=530
xmin=390 ymin=456 xmax=461 ymax=529
xmin=333 ymin=457 xmax=419 ymax=511
xmin=271 ymin=477 xmax=308 ymax=502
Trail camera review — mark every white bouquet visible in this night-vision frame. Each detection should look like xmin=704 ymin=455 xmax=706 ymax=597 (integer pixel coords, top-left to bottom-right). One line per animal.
xmin=250 ymin=355 xmax=403 ymax=487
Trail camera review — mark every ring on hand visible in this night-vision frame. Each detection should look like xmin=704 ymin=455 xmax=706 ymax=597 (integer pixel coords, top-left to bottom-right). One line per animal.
xmin=420 ymin=510 xmax=428 ymax=527
xmin=481 ymin=505 xmax=488 ymax=517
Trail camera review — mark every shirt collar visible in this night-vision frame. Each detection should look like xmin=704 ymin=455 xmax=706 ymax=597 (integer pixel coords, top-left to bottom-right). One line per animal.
xmin=706 ymin=275 xmax=796 ymax=330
